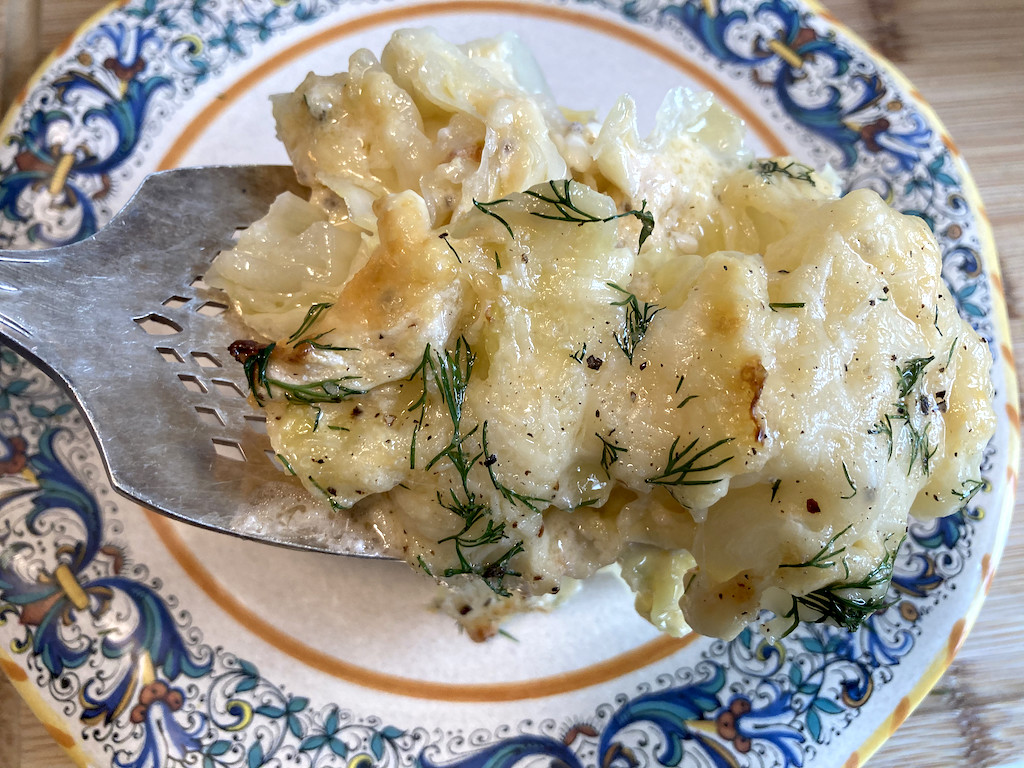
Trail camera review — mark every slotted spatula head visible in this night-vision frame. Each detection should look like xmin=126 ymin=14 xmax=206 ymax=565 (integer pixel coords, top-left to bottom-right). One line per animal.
xmin=0 ymin=165 xmax=386 ymax=556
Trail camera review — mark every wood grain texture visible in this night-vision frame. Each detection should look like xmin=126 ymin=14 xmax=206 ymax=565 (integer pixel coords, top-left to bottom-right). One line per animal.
xmin=0 ymin=0 xmax=1022 ymax=766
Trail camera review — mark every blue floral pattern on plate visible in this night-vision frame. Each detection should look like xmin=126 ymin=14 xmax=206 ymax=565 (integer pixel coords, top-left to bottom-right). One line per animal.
xmin=0 ymin=1 xmax=1009 ymax=766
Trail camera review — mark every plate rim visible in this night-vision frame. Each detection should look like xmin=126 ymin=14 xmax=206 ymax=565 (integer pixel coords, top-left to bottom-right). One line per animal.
xmin=0 ymin=1 xmax=1018 ymax=767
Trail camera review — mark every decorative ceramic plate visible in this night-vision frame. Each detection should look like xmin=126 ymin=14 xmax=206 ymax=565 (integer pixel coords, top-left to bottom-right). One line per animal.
xmin=0 ymin=1 xmax=1017 ymax=767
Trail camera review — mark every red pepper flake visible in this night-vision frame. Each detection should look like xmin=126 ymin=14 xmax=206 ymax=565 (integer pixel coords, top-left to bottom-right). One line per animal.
xmin=806 ymin=498 xmax=820 ymax=514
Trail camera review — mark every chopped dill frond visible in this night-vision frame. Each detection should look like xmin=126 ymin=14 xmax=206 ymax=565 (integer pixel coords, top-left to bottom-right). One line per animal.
xmin=752 ymin=159 xmax=817 ymax=186
xmin=840 ymin=461 xmax=857 ymax=499
xmin=287 ymin=302 xmax=333 ymax=345
xmin=780 ymin=525 xmax=852 ymax=571
xmin=596 ymin=432 xmax=627 ymax=478
xmin=237 ymin=342 xmax=363 ymax=406
xmin=607 ymin=282 xmax=663 ymax=365
xmin=778 ymin=536 xmax=903 ymax=638
xmin=646 ymin=435 xmax=734 ymax=487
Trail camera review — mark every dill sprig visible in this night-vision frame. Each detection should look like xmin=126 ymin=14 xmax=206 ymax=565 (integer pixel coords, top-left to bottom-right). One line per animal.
xmin=752 ymin=159 xmax=817 ymax=186
xmin=436 ymin=489 xmax=524 ymax=597
xmin=307 ymin=475 xmax=346 ymax=512
xmin=952 ymin=478 xmax=984 ymax=508
xmin=421 ymin=338 xmax=480 ymax=487
xmin=409 ymin=339 xmax=524 ymax=596
xmin=287 ymin=302 xmax=333 ymax=345
xmin=596 ymin=432 xmax=627 ymax=478
xmin=407 ymin=344 xmax=433 ymax=469
xmin=779 ymin=536 xmax=903 ymax=637
xmin=869 ymin=414 xmax=895 ymax=460
xmin=897 ymin=356 xmax=934 ymax=398
xmin=276 ymin=453 xmax=296 ymax=476
xmin=294 ymin=335 xmax=358 ymax=352
xmin=906 ymin=420 xmax=937 ymax=475
xmin=646 ymin=435 xmax=734 ymax=487
xmin=840 ymin=461 xmax=857 ymax=499
xmin=607 ymin=282 xmax=663 ymax=365
xmin=236 ymin=342 xmax=363 ymax=406
xmin=572 ymin=343 xmax=588 ymax=364
xmin=473 ymin=180 xmax=655 ymax=250
xmin=445 ymin=539 xmax=525 ymax=597
xmin=768 ymin=302 xmax=806 ymax=311
xmin=946 ymin=337 xmax=959 ymax=366
xmin=780 ymin=525 xmax=852 ymax=571
xmin=871 ymin=355 xmax=939 ymax=476
xmin=439 ymin=232 xmax=461 ymax=263
xmin=473 ymin=197 xmax=515 ymax=239
xmin=523 ymin=179 xmax=655 ymax=250
xmin=481 ymin=421 xmax=545 ymax=512
xmin=874 ymin=409 xmax=935 ymax=476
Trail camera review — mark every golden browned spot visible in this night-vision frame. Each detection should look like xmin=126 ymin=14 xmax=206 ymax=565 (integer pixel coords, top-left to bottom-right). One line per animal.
xmin=44 ymin=723 xmax=76 ymax=749
xmin=712 ymin=306 xmax=741 ymax=336
xmin=279 ymin=341 xmax=316 ymax=364
xmin=0 ymin=657 xmax=28 ymax=681
xmin=228 ymin=339 xmax=267 ymax=364
xmin=947 ymin=618 xmax=967 ymax=662
xmin=740 ymin=360 xmax=767 ymax=442
xmin=843 ymin=753 xmax=861 ymax=768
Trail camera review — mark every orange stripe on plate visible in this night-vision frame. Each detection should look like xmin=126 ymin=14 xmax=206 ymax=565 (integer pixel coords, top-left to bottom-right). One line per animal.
xmin=981 ymin=553 xmax=995 ymax=594
xmin=998 ymin=342 xmax=1012 ymax=370
xmin=159 ymin=0 xmax=785 ymax=169
xmin=147 ymin=510 xmax=695 ymax=702
xmin=888 ymin=697 xmax=911 ymax=733
xmin=1005 ymin=402 xmax=1020 ymax=433
xmin=44 ymin=723 xmax=76 ymax=749
xmin=946 ymin=618 xmax=967 ymax=664
xmin=0 ymin=657 xmax=28 ymax=682
xmin=940 ymin=132 xmax=961 ymax=159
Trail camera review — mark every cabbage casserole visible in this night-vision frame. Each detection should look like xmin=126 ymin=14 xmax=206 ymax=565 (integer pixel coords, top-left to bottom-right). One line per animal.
xmin=208 ymin=29 xmax=996 ymax=641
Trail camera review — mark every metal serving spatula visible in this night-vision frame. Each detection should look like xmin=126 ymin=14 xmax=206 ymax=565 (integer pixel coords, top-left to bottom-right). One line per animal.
xmin=0 ymin=165 xmax=384 ymax=556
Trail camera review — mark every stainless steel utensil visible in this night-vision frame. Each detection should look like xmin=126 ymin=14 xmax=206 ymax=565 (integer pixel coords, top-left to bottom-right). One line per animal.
xmin=0 ymin=165 xmax=385 ymax=556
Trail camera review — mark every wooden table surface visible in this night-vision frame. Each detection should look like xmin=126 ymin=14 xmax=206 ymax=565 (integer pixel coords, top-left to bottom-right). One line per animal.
xmin=1 ymin=0 xmax=1022 ymax=766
